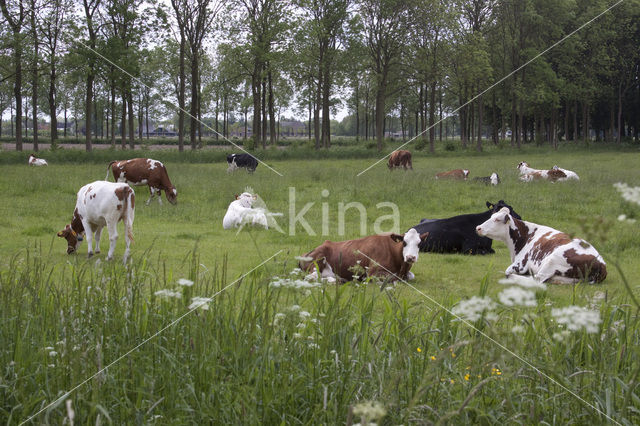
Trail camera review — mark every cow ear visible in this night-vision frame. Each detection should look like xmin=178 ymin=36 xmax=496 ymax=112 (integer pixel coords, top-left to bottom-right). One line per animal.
xmin=57 ymin=230 xmax=66 ymax=237
xmin=234 ymin=194 xmax=239 ymax=200
xmin=503 ymin=214 xmax=510 ymax=224
xmin=389 ymin=233 xmax=404 ymax=242
xmin=419 ymin=232 xmax=429 ymax=241
xmin=486 ymin=201 xmax=494 ymax=209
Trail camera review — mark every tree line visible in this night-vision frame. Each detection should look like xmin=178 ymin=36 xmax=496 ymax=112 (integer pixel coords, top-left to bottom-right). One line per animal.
xmin=1 ymin=0 xmax=639 ymax=153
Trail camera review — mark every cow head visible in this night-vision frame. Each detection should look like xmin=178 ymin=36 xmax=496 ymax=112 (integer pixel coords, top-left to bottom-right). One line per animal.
xmin=476 ymin=207 xmax=512 ymax=240
xmin=463 ymin=169 xmax=470 ymax=179
xmin=166 ymin=187 xmax=178 ymax=204
xmin=57 ymin=225 xmax=83 ymax=254
xmin=517 ymin=162 xmax=529 ymax=172
xmin=490 ymin=173 xmax=500 ymax=185
xmin=235 ymin=192 xmax=256 ymax=208
xmin=390 ymin=228 xmax=429 ymax=264
xmin=486 ymin=200 xmax=521 ymax=220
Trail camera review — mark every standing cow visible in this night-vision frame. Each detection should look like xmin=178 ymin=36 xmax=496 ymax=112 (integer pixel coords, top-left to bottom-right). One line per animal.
xmin=298 ymin=229 xmax=429 ymax=282
xmin=227 ymin=153 xmax=258 ymax=173
xmin=388 ymin=150 xmax=413 ymax=170
xmin=57 ymin=181 xmax=135 ymax=263
xmin=106 ymin=158 xmax=177 ymax=205
xmin=476 ymin=207 xmax=606 ymax=283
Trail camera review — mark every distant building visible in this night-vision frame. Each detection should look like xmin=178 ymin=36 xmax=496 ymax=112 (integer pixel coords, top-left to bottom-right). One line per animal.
xmin=146 ymin=127 xmax=177 ymax=137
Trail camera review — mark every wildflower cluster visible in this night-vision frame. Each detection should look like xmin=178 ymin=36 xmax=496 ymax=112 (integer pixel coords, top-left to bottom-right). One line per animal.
xmin=614 ymin=182 xmax=640 ymax=206
xmin=451 ymin=296 xmax=496 ymax=322
xmin=271 ymin=304 xmax=321 ymax=350
xmin=551 ymin=306 xmax=601 ymax=334
xmin=352 ymin=400 xmax=386 ymax=425
xmin=154 ymin=278 xmax=212 ymax=311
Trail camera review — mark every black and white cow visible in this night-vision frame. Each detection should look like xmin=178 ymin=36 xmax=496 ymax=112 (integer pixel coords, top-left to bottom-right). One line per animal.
xmin=227 ymin=153 xmax=258 ymax=173
xmin=476 ymin=207 xmax=606 ymax=283
xmin=410 ymin=200 xmax=521 ymax=255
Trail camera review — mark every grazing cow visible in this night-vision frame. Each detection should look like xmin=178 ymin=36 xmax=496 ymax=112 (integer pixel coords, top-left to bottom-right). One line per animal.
xmin=473 ymin=173 xmax=500 ymax=185
xmin=106 ymin=158 xmax=177 ymax=205
xmin=298 ymin=228 xmax=429 ymax=282
xmin=436 ymin=169 xmax=469 ymax=180
xmin=28 ymin=153 xmax=48 ymax=166
xmin=476 ymin=207 xmax=607 ymax=283
xmin=410 ymin=200 xmax=522 ymax=255
xmin=223 ymin=192 xmax=279 ymax=230
xmin=57 ymin=181 xmax=135 ymax=263
xmin=388 ymin=150 xmax=413 ymax=170
xmin=227 ymin=153 xmax=258 ymax=173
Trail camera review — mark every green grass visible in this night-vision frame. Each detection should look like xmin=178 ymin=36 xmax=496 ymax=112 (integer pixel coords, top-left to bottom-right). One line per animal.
xmin=1 ymin=148 xmax=640 ymax=424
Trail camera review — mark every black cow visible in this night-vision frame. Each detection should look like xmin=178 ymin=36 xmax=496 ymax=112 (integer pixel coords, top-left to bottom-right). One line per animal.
xmin=410 ymin=200 xmax=522 ymax=255
xmin=227 ymin=153 xmax=258 ymax=173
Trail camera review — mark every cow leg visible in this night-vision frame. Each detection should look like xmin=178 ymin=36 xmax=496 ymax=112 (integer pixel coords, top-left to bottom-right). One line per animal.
xmin=94 ymin=226 xmax=103 ymax=254
xmin=535 ymin=258 xmax=579 ymax=284
xmin=505 ymin=263 xmax=522 ymax=276
xmin=83 ymin=222 xmax=94 ymax=258
xmin=122 ymin=223 xmax=132 ymax=264
xmin=145 ymin=188 xmax=154 ymax=206
xmin=106 ymin=222 xmax=119 ymax=261
xmin=156 ymin=189 xmax=163 ymax=205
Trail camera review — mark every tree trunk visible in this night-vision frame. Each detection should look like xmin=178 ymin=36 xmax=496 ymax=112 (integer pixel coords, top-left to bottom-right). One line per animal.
xmin=110 ymin=84 xmax=116 ymax=147
xmin=476 ymin=93 xmax=483 ymax=152
xmin=261 ymin=76 xmax=267 ymax=148
xmin=375 ymin=80 xmax=386 ymax=152
xmin=429 ymin=80 xmax=436 ymax=153
xmin=190 ymin=53 xmax=199 ymax=150
xmin=268 ymin=69 xmax=276 ymax=146
xmin=85 ymin=71 xmax=94 ymax=151
xmin=251 ymin=62 xmax=261 ymax=149
xmin=177 ymin=30 xmax=185 ymax=152
xmin=314 ymin=68 xmax=322 ymax=149
xmin=127 ymin=89 xmax=134 ymax=149
xmin=121 ymin=92 xmax=127 ymax=149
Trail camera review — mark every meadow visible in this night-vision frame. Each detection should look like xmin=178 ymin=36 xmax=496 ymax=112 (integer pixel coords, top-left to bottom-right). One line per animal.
xmin=1 ymin=145 xmax=640 ymax=424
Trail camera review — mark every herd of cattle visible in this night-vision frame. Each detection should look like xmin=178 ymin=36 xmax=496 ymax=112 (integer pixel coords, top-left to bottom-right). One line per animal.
xmin=26 ymin=150 xmax=604 ymax=284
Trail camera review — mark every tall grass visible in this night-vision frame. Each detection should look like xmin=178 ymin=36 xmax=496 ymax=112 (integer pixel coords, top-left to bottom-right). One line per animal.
xmin=1 ymin=245 xmax=639 ymax=424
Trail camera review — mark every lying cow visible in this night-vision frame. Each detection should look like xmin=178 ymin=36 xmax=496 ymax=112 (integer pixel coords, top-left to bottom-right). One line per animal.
xmin=473 ymin=173 xmax=500 ymax=185
xmin=106 ymin=158 xmax=177 ymax=205
xmin=410 ymin=200 xmax=521 ymax=255
xmin=552 ymin=165 xmax=580 ymax=180
xmin=436 ymin=169 xmax=469 ymax=180
xmin=298 ymin=229 xmax=429 ymax=282
xmin=388 ymin=150 xmax=413 ymax=170
xmin=227 ymin=153 xmax=258 ymax=173
xmin=518 ymin=161 xmax=574 ymax=182
xmin=476 ymin=207 xmax=606 ymax=283
xmin=57 ymin=181 xmax=135 ymax=263
xmin=222 ymin=192 xmax=281 ymax=230
xmin=28 ymin=153 xmax=48 ymax=166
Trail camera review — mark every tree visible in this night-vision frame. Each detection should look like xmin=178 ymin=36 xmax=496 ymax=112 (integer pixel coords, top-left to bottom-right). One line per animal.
xmin=1 ymin=0 xmax=26 ymax=150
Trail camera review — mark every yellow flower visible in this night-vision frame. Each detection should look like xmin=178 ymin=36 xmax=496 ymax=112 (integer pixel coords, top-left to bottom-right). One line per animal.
xmin=491 ymin=367 xmax=502 ymax=376
xmin=417 ymin=347 xmax=422 ymax=353
xmin=430 ymin=356 xmax=436 ymax=361
xmin=464 ymin=374 xmax=470 ymax=381
xmin=451 ymin=352 xmax=456 ymax=358
xmin=449 ymin=379 xmax=455 ymax=384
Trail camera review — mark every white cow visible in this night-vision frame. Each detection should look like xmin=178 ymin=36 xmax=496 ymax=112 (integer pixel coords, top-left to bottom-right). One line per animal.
xmin=57 ymin=181 xmax=135 ymax=263
xmin=476 ymin=207 xmax=607 ymax=283
xmin=223 ymin=192 xmax=277 ymax=230
xmin=28 ymin=153 xmax=48 ymax=166
xmin=552 ymin=165 xmax=580 ymax=180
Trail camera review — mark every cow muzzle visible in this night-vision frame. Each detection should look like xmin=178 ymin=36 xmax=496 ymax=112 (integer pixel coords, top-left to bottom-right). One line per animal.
xmin=404 ymin=255 xmax=417 ymax=264
xmin=476 ymin=226 xmax=485 ymax=236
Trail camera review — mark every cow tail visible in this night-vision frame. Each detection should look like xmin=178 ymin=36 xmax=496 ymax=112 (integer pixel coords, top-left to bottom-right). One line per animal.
xmin=105 ymin=161 xmax=117 ymax=181
xmin=123 ymin=187 xmax=135 ymax=243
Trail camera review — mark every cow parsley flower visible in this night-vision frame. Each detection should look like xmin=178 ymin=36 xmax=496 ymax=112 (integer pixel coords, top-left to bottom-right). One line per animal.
xmin=353 ymin=401 xmax=386 ymax=425
xmin=154 ymin=289 xmax=182 ymax=299
xmin=511 ymin=325 xmax=525 ymax=334
xmin=177 ymin=278 xmax=194 ymax=287
xmin=552 ymin=306 xmax=601 ymax=333
xmin=451 ymin=296 xmax=496 ymax=322
xmin=499 ymin=275 xmax=547 ymax=290
xmin=269 ymin=277 xmax=322 ymax=289
xmin=498 ymin=287 xmax=537 ymax=307
xmin=614 ymin=182 xmax=640 ymax=206
xmin=189 ymin=297 xmax=212 ymax=310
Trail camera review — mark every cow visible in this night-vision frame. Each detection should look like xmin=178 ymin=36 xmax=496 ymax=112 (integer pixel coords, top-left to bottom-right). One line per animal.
xmin=106 ymin=158 xmax=177 ymax=205
xmin=436 ymin=169 xmax=469 ymax=180
xmin=473 ymin=173 xmax=500 ymax=185
xmin=518 ymin=161 xmax=575 ymax=182
xmin=410 ymin=200 xmax=522 ymax=255
xmin=552 ymin=165 xmax=580 ymax=180
xmin=57 ymin=181 xmax=135 ymax=263
xmin=28 ymin=153 xmax=48 ymax=166
xmin=388 ymin=150 xmax=413 ymax=170
xmin=222 ymin=192 xmax=280 ymax=230
xmin=476 ymin=207 xmax=607 ymax=283
xmin=298 ymin=228 xmax=429 ymax=282
xmin=227 ymin=153 xmax=258 ymax=173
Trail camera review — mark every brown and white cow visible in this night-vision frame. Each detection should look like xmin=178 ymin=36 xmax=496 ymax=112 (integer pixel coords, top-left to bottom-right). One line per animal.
xmin=476 ymin=207 xmax=606 ymax=283
xmin=106 ymin=158 xmax=177 ymax=205
xmin=436 ymin=169 xmax=469 ymax=180
xmin=388 ymin=150 xmax=413 ymax=170
xmin=28 ymin=153 xmax=48 ymax=166
xmin=57 ymin=181 xmax=135 ymax=263
xmin=298 ymin=228 xmax=429 ymax=282
xmin=518 ymin=161 xmax=577 ymax=182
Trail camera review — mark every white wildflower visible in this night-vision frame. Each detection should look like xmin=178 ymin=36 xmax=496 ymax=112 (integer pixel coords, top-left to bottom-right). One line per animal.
xmin=499 ymin=275 xmax=547 ymax=290
xmin=308 ymin=343 xmax=319 ymax=349
xmin=511 ymin=325 xmax=525 ymax=334
xmin=295 ymin=256 xmax=313 ymax=262
xmin=614 ymin=182 xmax=640 ymax=206
xmin=296 ymin=322 xmax=306 ymax=329
xmin=177 ymin=278 xmax=194 ymax=287
xmin=353 ymin=400 xmax=387 ymax=424
xmin=189 ymin=297 xmax=212 ymax=310
xmin=293 ymin=333 xmax=303 ymax=339
xmin=49 ymin=351 xmax=58 ymax=357
xmin=289 ymin=305 xmax=301 ymax=312
xmin=552 ymin=306 xmax=601 ymax=333
xmin=274 ymin=313 xmax=286 ymax=320
xmin=552 ymin=330 xmax=571 ymax=342
xmin=44 ymin=346 xmax=54 ymax=351
xmin=307 ymin=335 xmax=315 ymax=341
xmin=451 ymin=296 xmax=496 ymax=322
xmin=299 ymin=311 xmax=311 ymax=319
xmin=289 ymin=268 xmax=303 ymax=275
xmin=154 ymin=289 xmax=182 ymax=299
xmin=498 ymin=287 xmax=537 ymax=307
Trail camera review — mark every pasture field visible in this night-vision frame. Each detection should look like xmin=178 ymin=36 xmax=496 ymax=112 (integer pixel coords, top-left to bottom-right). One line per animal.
xmin=1 ymin=148 xmax=640 ymax=424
